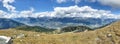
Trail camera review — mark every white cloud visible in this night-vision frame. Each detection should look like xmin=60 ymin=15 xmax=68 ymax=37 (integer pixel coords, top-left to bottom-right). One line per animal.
xmin=46 ymin=5 xmax=120 ymax=19
xmin=0 ymin=10 xmax=6 ymax=15
xmin=87 ymin=0 xmax=120 ymax=8
xmin=0 ymin=0 xmax=119 ymax=19
xmin=1 ymin=0 xmax=16 ymax=12
xmin=0 ymin=8 xmax=34 ymax=18
xmin=97 ymin=0 xmax=120 ymax=8
xmin=52 ymin=5 xmax=114 ymax=18
xmin=20 ymin=8 xmax=34 ymax=16
xmin=11 ymin=8 xmax=34 ymax=18
xmin=85 ymin=0 xmax=96 ymax=2
xmin=1 ymin=5 xmax=120 ymax=19
xmin=56 ymin=0 xmax=67 ymax=3
xmin=56 ymin=0 xmax=120 ymax=8
xmin=56 ymin=0 xmax=81 ymax=4
xmin=72 ymin=0 xmax=81 ymax=4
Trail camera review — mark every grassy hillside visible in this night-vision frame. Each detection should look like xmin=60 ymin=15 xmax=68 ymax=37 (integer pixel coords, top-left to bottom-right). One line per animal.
xmin=60 ymin=26 xmax=93 ymax=33
xmin=14 ymin=25 xmax=93 ymax=34
xmin=0 ymin=18 xmax=26 ymax=29
xmin=0 ymin=21 xmax=120 ymax=44
xmin=14 ymin=26 xmax=55 ymax=33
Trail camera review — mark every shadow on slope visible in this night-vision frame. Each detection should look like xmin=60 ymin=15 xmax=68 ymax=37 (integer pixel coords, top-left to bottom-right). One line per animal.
xmin=60 ymin=26 xmax=93 ymax=33
xmin=14 ymin=26 xmax=56 ymax=33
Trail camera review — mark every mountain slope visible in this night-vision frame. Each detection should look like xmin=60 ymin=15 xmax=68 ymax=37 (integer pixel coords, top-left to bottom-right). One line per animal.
xmin=0 ymin=18 xmax=26 ymax=29
xmin=0 ymin=21 xmax=120 ymax=44
xmin=60 ymin=26 xmax=93 ymax=33
xmin=14 ymin=26 xmax=55 ymax=32
xmin=91 ymin=20 xmax=120 ymax=44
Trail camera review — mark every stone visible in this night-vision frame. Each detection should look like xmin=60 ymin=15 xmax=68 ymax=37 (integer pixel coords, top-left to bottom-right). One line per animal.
xmin=107 ymin=33 xmax=112 ymax=37
xmin=17 ymin=33 xmax=25 ymax=38
xmin=0 ymin=36 xmax=12 ymax=44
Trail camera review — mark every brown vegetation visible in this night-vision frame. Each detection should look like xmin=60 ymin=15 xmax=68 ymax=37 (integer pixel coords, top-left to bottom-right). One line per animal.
xmin=0 ymin=21 xmax=120 ymax=44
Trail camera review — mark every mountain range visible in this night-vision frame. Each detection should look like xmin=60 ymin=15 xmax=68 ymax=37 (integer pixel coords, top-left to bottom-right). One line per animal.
xmin=12 ymin=17 xmax=118 ymax=29
xmin=0 ymin=17 xmax=119 ymax=29
xmin=0 ymin=18 xmax=25 ymax=29
xmin=0 ymin=20 xmax=120 ymax=44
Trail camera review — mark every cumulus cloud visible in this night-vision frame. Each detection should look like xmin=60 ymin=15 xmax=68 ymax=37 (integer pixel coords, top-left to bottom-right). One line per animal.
xmin=56 ymin=0 xmax=81 ymax=4
xmin=56 ymin=0 xmax=120 ymax=8
xmin=56 ymin=0 xmax=67 ymax=3
xmin=0 ymin=7 xmax=35 ymax=18
xmin=88 ymin=0 xmax=120 ymax=8
xmin=9 ymin=7 xmax=34 ymax=18
xmin=20 ymin=8 xmax=34 ymax=16
xmin=85 ymin=0 xmax=96 ymax=2
xmin=51 ymin=5 xmax=120 ymax=19
xmin=2 ymin=5 xmax=119 ymax=19
xmin=72 ymin=0 xmax=81 ymax=4
xmin=1 ymin=0 xmax=16 ymax=12
xmin=0 ymin=10 xmax=10 ymax=18
xmin=97 ymin=0 xmax=120 ymax=8
xmin=0 ymin=10 xmax=6 ymax=15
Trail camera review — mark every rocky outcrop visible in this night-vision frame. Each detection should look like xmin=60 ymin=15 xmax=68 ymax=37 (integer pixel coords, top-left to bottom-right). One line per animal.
xmin=0 ymin=36 xmax=12 ymax=44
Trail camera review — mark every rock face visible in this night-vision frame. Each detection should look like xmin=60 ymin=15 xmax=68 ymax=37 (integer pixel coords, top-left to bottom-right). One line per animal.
xmin=0 ymin=36 xmax=12 ymax=44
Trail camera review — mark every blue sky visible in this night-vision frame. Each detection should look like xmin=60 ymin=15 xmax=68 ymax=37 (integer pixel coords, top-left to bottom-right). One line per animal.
xmin=0 ymin=0 xmax=120 ymax=13
xmin=0 ymin=0 xmax=120 ymax=18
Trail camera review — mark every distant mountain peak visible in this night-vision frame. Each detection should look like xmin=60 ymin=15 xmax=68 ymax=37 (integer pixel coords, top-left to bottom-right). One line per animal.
xmin=12 ymin=17 xmax=118 ymax=29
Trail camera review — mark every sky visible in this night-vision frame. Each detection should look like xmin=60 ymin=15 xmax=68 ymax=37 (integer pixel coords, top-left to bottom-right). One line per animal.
xmin=0 ymin=0 xmax=120 ymax=18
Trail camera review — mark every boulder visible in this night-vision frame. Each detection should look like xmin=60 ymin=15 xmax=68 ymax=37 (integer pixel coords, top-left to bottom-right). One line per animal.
xmin=0 ymin=36 xmax=12 ymax=44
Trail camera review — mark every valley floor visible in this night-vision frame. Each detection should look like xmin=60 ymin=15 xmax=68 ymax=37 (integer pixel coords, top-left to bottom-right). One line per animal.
xmin=0 ymin=21 xmax=120 ymax=44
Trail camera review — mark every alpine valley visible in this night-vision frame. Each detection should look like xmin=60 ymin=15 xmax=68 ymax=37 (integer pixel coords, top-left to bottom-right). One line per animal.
xmin=11 ymin=17 xmax=118 ymax=29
